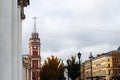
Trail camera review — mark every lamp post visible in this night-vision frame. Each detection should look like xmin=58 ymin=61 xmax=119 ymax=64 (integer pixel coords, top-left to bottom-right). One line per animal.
xmin=77 ymin=52 xmax=81 ymax=65
xmin=89 ymin=52 xmax=93 ymax=80
xmin=67 ymin=59 xmax=70 ymax=80
xmin=77 ymin=52 xmax=81 ymax=80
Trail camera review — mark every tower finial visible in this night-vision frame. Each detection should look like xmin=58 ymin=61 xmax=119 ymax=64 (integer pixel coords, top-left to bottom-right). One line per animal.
xmin=33 ymin=17 xmax=37 ymax=33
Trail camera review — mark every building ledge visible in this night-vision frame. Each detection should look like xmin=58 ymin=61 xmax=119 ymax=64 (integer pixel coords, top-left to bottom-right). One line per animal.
xmin=18 ymin=0 xmax=30 ymax=20
xmin=18 ymin=0 xmax=30 ymax=7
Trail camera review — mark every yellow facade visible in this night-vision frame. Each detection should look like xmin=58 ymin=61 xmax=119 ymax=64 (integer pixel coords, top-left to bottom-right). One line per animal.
xmin=92 ymin=54 xmax=110 ymax=80
xmin=110 ymin=51 xmax=120 ymax=79
xmin=83 ymin=50 xmax=120 ymax=80
xmin=84 ymin=60 xmax=91 ymax=80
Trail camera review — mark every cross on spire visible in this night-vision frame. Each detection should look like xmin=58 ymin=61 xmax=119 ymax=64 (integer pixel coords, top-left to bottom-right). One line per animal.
xmin=33 ymin=17 xmax=37 ymax=33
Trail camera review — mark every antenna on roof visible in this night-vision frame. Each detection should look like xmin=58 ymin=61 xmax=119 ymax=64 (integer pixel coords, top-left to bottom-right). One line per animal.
xmin=33 ymin=17 xmax=37 ymax=33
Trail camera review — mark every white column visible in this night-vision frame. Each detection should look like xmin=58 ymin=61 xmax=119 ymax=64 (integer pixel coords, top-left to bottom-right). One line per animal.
xmin=17 ymin=6 xmax=22 ymax=80
xmin=31 ymin=61 xmax=33 ymax=80
xmin=22 ymin=67 xmax=26 ymax=80
xmin=0 ymin=0 xmax=22 ymax=80
xmin=27 ymin=68 xmax=29 ymax=80
xmin=0 ymin=0 xmax=12 ymax=80
xmin=12 ymin=0 xmax=18 ymax=80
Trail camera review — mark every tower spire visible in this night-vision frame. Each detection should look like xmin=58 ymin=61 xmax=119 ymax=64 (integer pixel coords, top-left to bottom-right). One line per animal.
xmin=33 ymin=17 xmax=37 ymax=33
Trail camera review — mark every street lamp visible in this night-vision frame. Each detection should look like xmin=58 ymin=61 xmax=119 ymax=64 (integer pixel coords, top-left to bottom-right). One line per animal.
xmin=67 ymin=59 xmax=70 ymax=80
xmin=89 ymin=52 xmax=93 ymax=80
xmin=77 ymin=52 xmax=81 ymax=65
xmin=77 ymin=52 xmax=81 ymax=80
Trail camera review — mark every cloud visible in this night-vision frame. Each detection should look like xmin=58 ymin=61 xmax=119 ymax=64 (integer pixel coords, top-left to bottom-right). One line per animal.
xmin=41 ymin=44 xmax=118 ymax=64
xmin=23 ymin=0 xmax=120 ymax=62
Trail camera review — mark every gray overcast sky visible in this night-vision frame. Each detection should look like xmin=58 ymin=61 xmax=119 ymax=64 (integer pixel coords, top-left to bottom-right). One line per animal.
xmin=22 ymin=0 xmax=120 ymax=62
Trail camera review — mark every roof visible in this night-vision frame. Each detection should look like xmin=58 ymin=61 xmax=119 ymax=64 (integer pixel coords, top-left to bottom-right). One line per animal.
xmin=93 ymin=50 xmax=120 ymax=60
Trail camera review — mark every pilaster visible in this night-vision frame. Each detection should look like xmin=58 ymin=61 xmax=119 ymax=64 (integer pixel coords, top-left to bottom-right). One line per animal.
xmin=17 ymin=6 xmax=22 ymax=80
xmin=12 ymin=0 xmax=18 ymax=80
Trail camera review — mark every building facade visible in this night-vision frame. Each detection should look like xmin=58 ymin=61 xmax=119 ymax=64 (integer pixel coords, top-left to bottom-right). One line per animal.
xmin=0 ymin=0 xmax=29 ymax=80
xmin=29 ymin=24 xmax=41 ymax=80
xmin=83 ymin=50 xmax=120 ymax=80
xmin=110 ymin=51 xmax=120 ymax=79
xmin=83 ymin=60 xmax=91 ymax=80
xmin=92 ymin=53 xmax=110 ymax=80
xmin=23 ymin=55 xmax=31 ymax=80
xmin=23 ymin=20 xmax=41 ymax=80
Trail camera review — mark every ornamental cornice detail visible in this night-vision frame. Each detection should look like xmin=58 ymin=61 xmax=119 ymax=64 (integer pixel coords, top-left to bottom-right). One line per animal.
xmin=18 ymin=0 xmax=30 ymax=20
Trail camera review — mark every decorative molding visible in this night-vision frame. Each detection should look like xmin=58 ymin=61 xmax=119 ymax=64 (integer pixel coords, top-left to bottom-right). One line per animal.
xmin=18 ymin=0 xmax=29 ymax=7
xmin=18 ymin=0 xmax=30 ymax=20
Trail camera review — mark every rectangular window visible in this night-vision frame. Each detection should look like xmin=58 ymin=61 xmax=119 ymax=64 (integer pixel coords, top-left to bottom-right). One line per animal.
xmin=108 ymin=70 xmax=110 ymax=75
xmin=108 ymin=64 xmax=110 ymax=68
xmin=32 ymin=60 xmax=38 ymax=68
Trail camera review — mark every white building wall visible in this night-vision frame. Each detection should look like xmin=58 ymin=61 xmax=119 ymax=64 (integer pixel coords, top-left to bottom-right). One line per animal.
xmin=17 ymin=6 xmax=22 ymax=80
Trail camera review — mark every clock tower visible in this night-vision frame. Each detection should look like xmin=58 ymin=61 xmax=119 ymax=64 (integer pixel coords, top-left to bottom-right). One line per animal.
xmin=29 ymin=17 xmax=41 ymax=80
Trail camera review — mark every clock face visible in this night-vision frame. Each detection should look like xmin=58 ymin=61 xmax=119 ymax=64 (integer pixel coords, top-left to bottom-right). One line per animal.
xmin=34 ymin=46 xmax=36 ymax=49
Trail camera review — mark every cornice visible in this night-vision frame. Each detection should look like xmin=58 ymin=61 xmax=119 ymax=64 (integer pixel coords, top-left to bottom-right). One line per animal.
xmin=18 ymin=0 xmax=30 ymax=20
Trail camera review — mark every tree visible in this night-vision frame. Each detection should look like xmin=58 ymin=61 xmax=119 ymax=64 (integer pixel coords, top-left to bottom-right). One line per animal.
xmin=117 ymin=46 xmax=120 ymax=51
xmin=67 ymin=56 xmax=80 ymax=80
xmin=40 ymin=55 xmax=65 ymax=80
